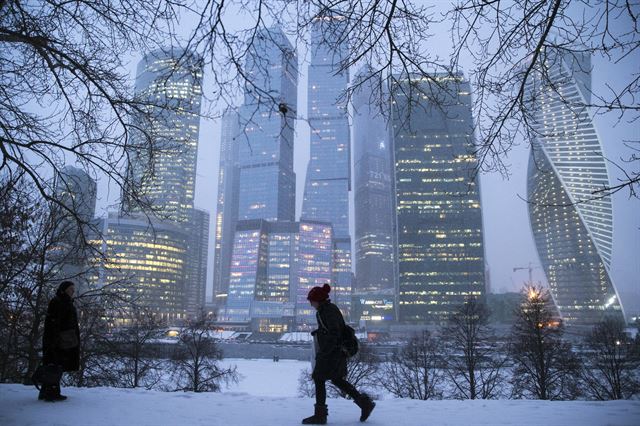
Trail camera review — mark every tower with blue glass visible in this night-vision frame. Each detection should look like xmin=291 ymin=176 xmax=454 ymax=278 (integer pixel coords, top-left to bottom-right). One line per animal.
xmin=301 ymin=16 xmax=352 ymax=319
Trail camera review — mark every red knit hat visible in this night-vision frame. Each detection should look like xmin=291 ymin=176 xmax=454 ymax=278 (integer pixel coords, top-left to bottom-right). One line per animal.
xmin=307 ymin=283 xmax=331 ymax=303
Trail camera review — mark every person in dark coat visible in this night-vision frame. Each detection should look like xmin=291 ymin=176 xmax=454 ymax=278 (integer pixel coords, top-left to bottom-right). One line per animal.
xmin=40 ymin=281 xmax=80 ymax=401
xmin=302 ymin=284 xmax=375 ymax=424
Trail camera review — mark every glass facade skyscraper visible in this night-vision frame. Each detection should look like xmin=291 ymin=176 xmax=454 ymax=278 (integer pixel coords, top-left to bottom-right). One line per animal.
xmin=301 ymin=16 xmax=352 ymax=317
xmin=295 ymin=221 xmax=334 ymax=328
xmin=93 ymin=214 xmax=189 ymax=322
xmin=213 ymin=111 xmax=240 ymax=308
xmin=223 ymin=219 xmax=333 ymax=332
xmin=392 ymin=74 xmax=485 ymax=324
xmin=51 ymin=166 xmax=98 ymax=289
xmin=221 ymin=27 xmax=302 ymax=331
xmin=123 ymin=48 xmax=203 ymax=224
xmin=526 ymin=49 xmax=625 ymax=325
xmin=237 ymin=27 xmax=297 ymax=223
xmin=94 ymin=48 xmax=209 ymax=322
xmin=184 ymin=208 xmax=210 ymax=318
xmin=352 ymin=73 xmax=397 ymax=325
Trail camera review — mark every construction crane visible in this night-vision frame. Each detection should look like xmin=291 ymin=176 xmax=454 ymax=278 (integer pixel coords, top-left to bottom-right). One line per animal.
xmin=513 ymin=262 xmax=541 ymax=286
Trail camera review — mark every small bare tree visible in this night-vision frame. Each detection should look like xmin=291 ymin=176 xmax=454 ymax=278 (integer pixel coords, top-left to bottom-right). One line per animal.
xmin=510 ymin=286 xmax=582 ymax=400
xmin=170 ymin=312 xmax=238 ymax=392
xmin=0 ymin=173 xmax=93 ymax=383
xmin=443 ymin=298 xmax=507 ymax=399
xmin=90 ymin=307 xmax=166 ymax=389
xmin=378 ymin=330 xmax=443 ymax=400
xmin=581 ymin=316 xmax=640 ymax=400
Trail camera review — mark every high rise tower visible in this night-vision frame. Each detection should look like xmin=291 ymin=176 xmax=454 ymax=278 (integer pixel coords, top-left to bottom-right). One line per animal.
xmin=237 ymin=27 xmax=297 ymax=222
xmin=526 ymin=48 xmax=625 ymax=325
xmin=94 ymin=48 xmax=208 ymax=322
xmin=123 ymin=48 xmax=203 ymax=223
xmin=222 ymin=27 xmax=303 ymax=330
xmin=51 ymin=166 xmax=98 ymax=289
xmin=301 ymin=16 xmax=352 ymax=317
xmin=212 ymin=111 xmax=241 ymax=308
xmin=352 ymin=72 xmax=397 ymax=325
xmin=392 ymin=74 xmax=485 ymax=324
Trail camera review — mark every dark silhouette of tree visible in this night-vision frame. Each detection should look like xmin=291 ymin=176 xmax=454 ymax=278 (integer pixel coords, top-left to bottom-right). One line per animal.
xmin=510 ymin=286 xmax=582 ymax=400
xmin=378 ymin=330 xmax=443 ymax=400
xmin=581 ymin=316 xmax=640 ymax=400
xmin=68 ymin=306 xmax=167 ymax=389
xmin=170 ymin=312 xmax=238 ymax=392
xmin=449 ymin=0 xmax=639 ymax=198
xmin=3 ymin=1 xmax=636 ymax=207
xmin=0 ymin=174 xmax=89 ymax=383
xmin=443 ymin=298 xmax=507 ymax=399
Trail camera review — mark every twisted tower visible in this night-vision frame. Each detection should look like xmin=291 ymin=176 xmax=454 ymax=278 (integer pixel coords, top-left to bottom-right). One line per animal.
xmin=527 ymin=49 xmax=625 ymax=325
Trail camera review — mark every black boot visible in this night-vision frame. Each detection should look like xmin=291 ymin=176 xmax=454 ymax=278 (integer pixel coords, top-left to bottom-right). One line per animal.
xmin=38 ymin=387 xmax=45 ymax=400
xmin=41 ymin=385 xmax=58 ymax=402
xmin=53 ymin=384 xmax=67 ymax=401
xmin=302 ymin=404 xmax=328 ymax=425
xmin=355 ymin=394 xmax=375 ymax=422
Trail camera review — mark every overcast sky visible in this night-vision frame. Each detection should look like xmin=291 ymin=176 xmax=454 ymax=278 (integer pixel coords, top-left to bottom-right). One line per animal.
xmin=92 ymin=1 xmax=640 ymax=316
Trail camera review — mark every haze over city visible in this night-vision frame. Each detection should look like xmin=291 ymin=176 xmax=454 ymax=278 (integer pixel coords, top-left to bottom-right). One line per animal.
xmin=86 ymin=3 xmax=640 ymax=314
xmin=2 ymin=2 xmax=639 ymax=424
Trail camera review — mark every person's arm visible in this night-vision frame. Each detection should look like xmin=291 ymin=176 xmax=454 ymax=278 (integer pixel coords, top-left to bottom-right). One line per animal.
xmin=43 ymin=299 xmax=61 ymax=359
xmin=316 ymin=306 xmax=342 ymax=358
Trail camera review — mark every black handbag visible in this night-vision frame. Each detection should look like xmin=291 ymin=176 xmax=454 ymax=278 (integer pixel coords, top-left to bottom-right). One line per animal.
xmin=31 ymin=364 xmax=63 ymax=390
xmin=59 ymin=329 xmax=79 ymax=349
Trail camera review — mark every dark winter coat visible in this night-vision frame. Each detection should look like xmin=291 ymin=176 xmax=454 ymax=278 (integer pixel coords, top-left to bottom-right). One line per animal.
xmin=42 ymin=291 xmax=80 ymax=372
xmin=312 ymin=301 xmax=347 ymax=382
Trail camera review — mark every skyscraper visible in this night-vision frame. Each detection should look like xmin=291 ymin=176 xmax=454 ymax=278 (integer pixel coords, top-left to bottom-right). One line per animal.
xmin=184 ymin=208 xmax=210 ymax=318
xmin=93 ymin=48 xmax=209 ymax=322
xmin=54 ymin=166 xmax=97 ymax=226
xmin=221 ymin=27 xmax=300 ymax=330
xmin=212 ymin=110 xmax=241 ymax=308
xmin=94 ymin=213 xmax=188 ymax=322
xmin=236 ymin=27 xmax=297 ymax=222
xmin=223 ymin=219 xmax=333 ymax=332
xmin=301 ymin=16 xmax=352 ymax=317
xmin=526 ymin=48 xmax=625 ymax=325
xmin=352 ymin=73 xmax=397 ymax=325
xmin=392 ymin=74 xmax=485 ymax=324
xmin=51 ymin=166 xmax=98 ymax=288
xmin=123 ymin=48 xmax=203 ymax=224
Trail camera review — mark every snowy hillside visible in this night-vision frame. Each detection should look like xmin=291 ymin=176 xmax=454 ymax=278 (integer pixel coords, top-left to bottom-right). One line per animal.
xmin=2 ymin=384 xmax=639 ymax=426
xmin=1 ymin=359 xmax=639 ymax=426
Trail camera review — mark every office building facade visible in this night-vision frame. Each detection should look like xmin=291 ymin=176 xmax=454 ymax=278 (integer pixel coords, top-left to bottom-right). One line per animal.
xmin=212 ymin=111 xmax=241 ymax=308
xmin=526 ymin=49 xmax=625 ymax=325
xmin=301 ymin=16 xmax=352 ymax=317
xmin=392 ymin=74 xmax=485 ymax=324
xmin=352 ymin=72 xmax=397 ymax=326
xmin=223 ymin=219 xmax=333 ymax=332
xmin=123 ymin=48 xmax=204 ymax=224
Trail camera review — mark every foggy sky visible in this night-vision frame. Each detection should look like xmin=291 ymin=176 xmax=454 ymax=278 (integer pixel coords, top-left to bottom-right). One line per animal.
xmin=92 ymin=2 xmax=640 ymax=316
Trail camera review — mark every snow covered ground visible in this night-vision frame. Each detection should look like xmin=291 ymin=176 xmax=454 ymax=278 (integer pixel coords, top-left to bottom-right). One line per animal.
xmin=1 ymin=358 xmax=639 ymax=426
xmin=220 ymin=358 xmax=308 ymax=397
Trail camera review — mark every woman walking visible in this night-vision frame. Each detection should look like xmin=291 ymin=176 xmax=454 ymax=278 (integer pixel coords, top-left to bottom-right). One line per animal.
xmin=302 ymin=284 xmax=375 ymax=424
xmin=40 ymin=281 xmax=80 ymax=402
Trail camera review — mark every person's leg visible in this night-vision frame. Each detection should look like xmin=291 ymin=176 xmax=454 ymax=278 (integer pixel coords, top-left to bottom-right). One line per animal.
xmin=331 ymin=377 xmax=376 ymax=422
xmin=330 ymin=377 xmax=361 ymax=400
xmin=42 ymin=383 xmax=57 ymax=402
xmin=314 ymin=377 xmax=327 ymax=405
xmin=302 ymin=376 xmax=328 ymax=424
xmin=54 ymin=376 xmax=67 ymax=401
